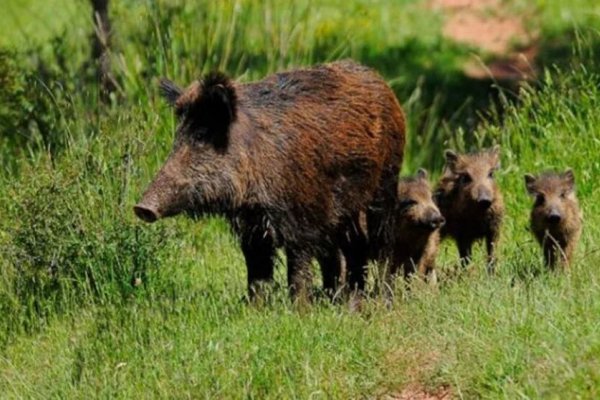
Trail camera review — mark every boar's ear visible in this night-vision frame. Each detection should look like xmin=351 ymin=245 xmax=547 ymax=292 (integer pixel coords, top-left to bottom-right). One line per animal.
xmin=563 ymin=168 xmax=575 ymax=191
xmin=416 ymin=168 xmax=428 ymax=180
xmin=490 ymin=145 xmax=501 ymax=169
xmin=524 ymin=173 xmax=537 ymax=195
xmin=193 ymin=72 xmax=238 ymax=148
xmin=444 ymin=150 xmax=459 ymax=171
xmin=158 ymin=78 xmax=183 ymax=107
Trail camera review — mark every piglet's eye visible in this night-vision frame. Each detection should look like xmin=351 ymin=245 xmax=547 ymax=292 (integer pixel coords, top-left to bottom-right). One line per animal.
xmin=535 ymin=194 xmax=545 ymax=206
xmin=398 ymin=199 xmax=417 ymax=211
xmin=560 ymin=191 xmax=567 ymax=199
xmin=488 ymin=170 xmax=495 ymax=179
xmin=458 ymin=174 xmax=472 ymax=185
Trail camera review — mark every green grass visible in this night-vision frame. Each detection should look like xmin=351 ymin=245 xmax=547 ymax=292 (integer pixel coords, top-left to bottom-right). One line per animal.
xmin=1 ymin=1 xmax=600 ymax=398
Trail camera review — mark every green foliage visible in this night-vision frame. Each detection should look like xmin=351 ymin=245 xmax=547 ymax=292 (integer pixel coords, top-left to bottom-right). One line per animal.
xmin=0 ymin=110 xmax=175 ymax=343
xmin=0 ymin=179 xmax=170 ymax=343
xmin=0 ymin=50 xmax=68 ymax=161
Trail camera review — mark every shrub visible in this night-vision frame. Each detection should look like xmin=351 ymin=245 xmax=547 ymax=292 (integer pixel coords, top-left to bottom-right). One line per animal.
xmin=0 ymin=164 xmax=172 ymax=343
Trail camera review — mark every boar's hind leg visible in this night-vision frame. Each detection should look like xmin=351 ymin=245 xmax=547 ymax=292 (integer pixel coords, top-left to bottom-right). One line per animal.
xmin=367 ymin=170 xmax=400 ymax=267
xmin=340 ymin=215 xmax=369 ymax=294
xmin=241 ymin=230 xmax=276 ymax=298
xmin=317 ymin=248 xmax=343 ymax=299
xmin=286 ymin=247 xmax=314 ymax=303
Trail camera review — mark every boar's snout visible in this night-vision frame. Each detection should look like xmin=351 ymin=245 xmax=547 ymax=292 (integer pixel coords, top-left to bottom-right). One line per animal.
xmin=134 ymin=157 xmax=191 ymax=223
xmin=134 ymin=204 xmax=160 ymax=223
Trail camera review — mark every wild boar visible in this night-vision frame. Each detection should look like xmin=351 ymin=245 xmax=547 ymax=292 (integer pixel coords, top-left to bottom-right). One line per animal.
xmin=134 ymin=60 xmax=405 ymax=301
xmin=390 ymin=169 xmax=444 ymax=283
xmin=435 ymin=146 xmax=504 ymax=272
xmin=524 ymin=169 xmax=582 ymax=269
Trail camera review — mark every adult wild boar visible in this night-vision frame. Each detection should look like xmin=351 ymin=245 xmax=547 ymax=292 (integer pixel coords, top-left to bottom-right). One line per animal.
xmin=134 ymin=60 xmax=406 ymax=300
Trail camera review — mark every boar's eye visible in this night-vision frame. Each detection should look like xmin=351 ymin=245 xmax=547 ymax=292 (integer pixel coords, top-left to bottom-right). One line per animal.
xmin=398 ymin=199 xmax=417 ymax=212
xmin=560 ymin=191 xmax=567 ymax=199
xmin=458 ymin=173 xmax=472 ymax=185
xmin=535 ymin=194 xmax=545 ymax=206
xmin=488 ymin=170 xmax=495 ymax=179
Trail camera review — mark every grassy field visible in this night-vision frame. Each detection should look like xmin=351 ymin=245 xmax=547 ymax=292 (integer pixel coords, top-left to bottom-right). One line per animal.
xmin=1 ymin=1 xmax=600 ymax=398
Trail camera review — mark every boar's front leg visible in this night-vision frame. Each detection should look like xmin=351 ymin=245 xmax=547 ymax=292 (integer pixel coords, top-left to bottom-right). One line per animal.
xmin=240 ymin=229 xmax=276 ymax=299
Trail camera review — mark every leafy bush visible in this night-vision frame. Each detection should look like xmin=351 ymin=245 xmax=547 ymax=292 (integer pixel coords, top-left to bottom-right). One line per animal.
xmin=0 ymin=160 xmax=172 ymax=343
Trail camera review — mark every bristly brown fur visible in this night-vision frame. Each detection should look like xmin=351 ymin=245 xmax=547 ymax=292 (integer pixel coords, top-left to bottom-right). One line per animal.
xmin=525 ymin=169 xmax=582 ymax=269
xmin=137 ymin=60 xmax=406 ymax=301
xmin=435 ymin=147 xmax=504 ymax=272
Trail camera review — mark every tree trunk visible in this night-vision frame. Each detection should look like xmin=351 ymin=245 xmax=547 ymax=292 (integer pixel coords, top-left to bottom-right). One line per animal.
xmin=91 ymin=0 xmax=118 ymax=102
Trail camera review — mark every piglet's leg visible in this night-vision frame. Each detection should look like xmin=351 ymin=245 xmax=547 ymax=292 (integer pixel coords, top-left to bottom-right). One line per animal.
xmin=543 ymin=242 xmax=557 ymax=270
xmin=485 ymin=231 xmax=499 ymax=274
xmin=457 ymin=238 xmax=473 ymax=268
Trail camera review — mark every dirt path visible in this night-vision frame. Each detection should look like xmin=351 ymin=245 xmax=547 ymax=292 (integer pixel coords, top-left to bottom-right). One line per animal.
xmin=429 ymin=0 xmax=538 ymax=80
xmin=385 ymin=384 xmax=452 ymax=400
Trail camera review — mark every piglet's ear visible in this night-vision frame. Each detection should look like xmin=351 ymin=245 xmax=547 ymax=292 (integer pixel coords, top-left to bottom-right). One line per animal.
xmin=524 ymin=174 xmax=537 ymax=195
xmin=444 ymin=149 xmax=459 ymax=171
xmin=563 ymin=168 xmax=575 ymax=191
xmin=158 ymin=78 xmax=183 ymax=107
xmin=416 ymin=168 xmax=428 ymax=180
xmin=490 ymin=145 xmax=501 ymax=169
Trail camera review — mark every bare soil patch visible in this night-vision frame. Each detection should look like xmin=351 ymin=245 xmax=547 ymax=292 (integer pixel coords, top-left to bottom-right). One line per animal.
xmin=384 ymin=384 xmax=453 ymax=400
xmin=380 ymin=349 xmax=453 ymax=399
xmin=429 ymin=0 xmax=538 ymax=80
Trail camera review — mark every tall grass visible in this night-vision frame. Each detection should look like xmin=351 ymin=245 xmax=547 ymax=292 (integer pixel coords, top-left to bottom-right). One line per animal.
xmin=1 ymin=0 xmax=600 ymax=398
